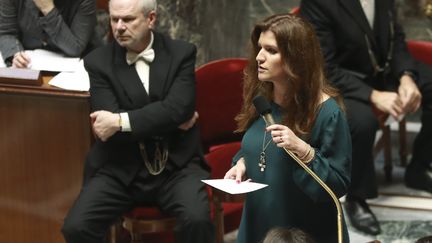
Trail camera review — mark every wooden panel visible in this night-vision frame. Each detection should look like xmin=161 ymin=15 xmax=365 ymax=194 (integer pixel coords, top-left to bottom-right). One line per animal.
xmin=0 ymin=86 xmax=91 ymax=243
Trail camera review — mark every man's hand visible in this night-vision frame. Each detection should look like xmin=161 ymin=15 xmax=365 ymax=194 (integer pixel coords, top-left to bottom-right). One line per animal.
xmin=178 ymin=111 xmax=199 ymax=131
xmin=398 ymin=75 xmax=422 ymax=114
xmin=32 ymin=0 xmax=54 ymax=15
xmin=370 ymin=90 xmax=404 ymax=119
xmin=12 ymin=52 xmax=31 ymax=68
xmin=90 ymin=111 xmax=121 ymax=142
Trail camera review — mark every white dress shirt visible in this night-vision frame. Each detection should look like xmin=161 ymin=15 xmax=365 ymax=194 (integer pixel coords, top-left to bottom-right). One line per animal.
xmin=360 ymin=0 xmax=375 ymax=28
xmin=120 ymin=32 xmax=154 ymax=132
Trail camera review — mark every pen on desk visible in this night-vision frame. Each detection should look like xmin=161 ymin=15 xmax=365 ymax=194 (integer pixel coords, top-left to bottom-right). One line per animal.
xmin=15 ymin=39 xmax=22 ymax=55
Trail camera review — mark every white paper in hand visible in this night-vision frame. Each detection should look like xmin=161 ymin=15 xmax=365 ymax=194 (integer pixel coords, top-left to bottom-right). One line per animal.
xmin=384 ymin=114 xmax=405 ymax=126
xmin=202 ymin=179 xmax=268 ymax=194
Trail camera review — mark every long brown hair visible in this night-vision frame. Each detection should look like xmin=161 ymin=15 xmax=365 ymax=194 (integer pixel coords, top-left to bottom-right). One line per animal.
xmin=235 ymin=13 xmax=343 ymax=135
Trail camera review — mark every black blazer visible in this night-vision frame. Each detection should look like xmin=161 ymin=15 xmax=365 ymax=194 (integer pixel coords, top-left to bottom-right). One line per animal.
xmin=83 ymin=32 xmax=206 ymax=185
xmin=300 ymin=0 xmax=416 ymax=103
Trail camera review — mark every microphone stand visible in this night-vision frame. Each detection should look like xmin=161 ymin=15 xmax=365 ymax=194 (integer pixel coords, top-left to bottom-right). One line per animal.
xmin=262 ymin=114 xmax=343 ymax=243
xmin=282 ymin=147 xmax=343 ymax=243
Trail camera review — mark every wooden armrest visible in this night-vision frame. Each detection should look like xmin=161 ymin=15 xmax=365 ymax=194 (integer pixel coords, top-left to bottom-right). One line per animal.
xmin=372 ymin=106 xmax=389 ymax=126
xmin=122 ymin=216 xmax=176 ymax=234
xmin=211 ymin=188 xmax=244 ymax=243
xmin=212 ymin=188 xmax=245 ymax=203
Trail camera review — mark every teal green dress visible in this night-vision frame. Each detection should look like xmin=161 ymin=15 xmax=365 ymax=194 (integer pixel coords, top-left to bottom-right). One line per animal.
xmin=234 ymin=98 xmax=351 ymax=243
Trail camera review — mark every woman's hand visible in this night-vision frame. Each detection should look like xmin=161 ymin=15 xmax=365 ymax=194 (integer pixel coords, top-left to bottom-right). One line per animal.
xmin=224 ymin=157 xmax=246 ymax=183
xmin=266 ymin=124 xmax=309 ymax=158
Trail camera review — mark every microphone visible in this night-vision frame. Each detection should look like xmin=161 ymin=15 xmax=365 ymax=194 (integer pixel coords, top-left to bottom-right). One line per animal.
xmin=252 ymin=95 xmax=275 ymax=126
xmin=252 ymin=95 xmax=344 ymax=243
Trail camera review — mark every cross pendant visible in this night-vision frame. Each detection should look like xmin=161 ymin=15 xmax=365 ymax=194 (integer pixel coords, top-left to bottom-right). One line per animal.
xmin=258 ymin=152 xmax=266 ymax=172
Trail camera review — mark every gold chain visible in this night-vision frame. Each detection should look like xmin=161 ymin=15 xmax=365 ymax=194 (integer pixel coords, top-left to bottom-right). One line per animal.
xmin=139 ymin=142 xmax=168 ymax=175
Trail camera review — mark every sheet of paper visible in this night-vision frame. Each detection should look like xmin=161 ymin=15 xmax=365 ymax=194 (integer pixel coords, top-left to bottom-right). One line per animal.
xmin=384 ymin=114 xmax=404 ymax=126
xmin=202 ymin=179 xmax=268 ymax=194
xmin=25 ymin=49 xmax=80 ymax=72
xmin=48 ymin=60 xmax=89 ymax=91
xmin=0 ymin=51 xmax=6 ymax=68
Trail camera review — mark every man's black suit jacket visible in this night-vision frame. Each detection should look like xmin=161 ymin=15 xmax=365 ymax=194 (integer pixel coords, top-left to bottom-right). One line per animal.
xmin=300 ymin=0 xmax=416 ymax=103
xmin=83 ymin=32 xmax=206 ymax=185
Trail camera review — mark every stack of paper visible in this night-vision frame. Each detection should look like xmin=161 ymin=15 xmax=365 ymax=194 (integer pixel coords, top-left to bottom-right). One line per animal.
xmin=48 ymin=60 xmax=89 ymax=91
xmin=26 ymin=49 xmax=80 ymax=72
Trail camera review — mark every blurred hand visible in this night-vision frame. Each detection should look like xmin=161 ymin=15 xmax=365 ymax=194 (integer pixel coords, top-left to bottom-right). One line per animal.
xmin=32 ymin=0 xmax=54 ymax=15
xmin=370 ymin=90 xmax=404 ymax=119
xmin=178 ymin=111 xmax=199 ymax=131
xmin=398 ymin=75 xmax=422 ymax=114
xmin=90 ymin=110 xmax=120 ymax=141
xmin=224 ymin=157 xmax=246 ymax=183
xmin=12 ymin=52 xmax=31 ymax=68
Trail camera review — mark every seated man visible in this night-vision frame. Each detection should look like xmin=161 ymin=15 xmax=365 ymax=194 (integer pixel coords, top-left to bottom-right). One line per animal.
xmin=301 ymin=0 xmax=432 ymax=236
xmin=61 ymin=0 xmax=214 ymax=242
xmin=0 ymin=0 xmax=98 ymax=68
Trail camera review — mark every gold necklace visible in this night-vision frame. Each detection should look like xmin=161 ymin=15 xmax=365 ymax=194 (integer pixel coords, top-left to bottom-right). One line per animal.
xmin=258 ymin=131 xmax=272 ymax=172
xmin=139 ymin=142 xmax=168 ymax=175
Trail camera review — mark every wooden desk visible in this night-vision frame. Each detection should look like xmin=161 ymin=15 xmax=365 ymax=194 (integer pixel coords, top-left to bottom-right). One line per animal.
xmin=0 ymin=76 xmax=92 ymax=243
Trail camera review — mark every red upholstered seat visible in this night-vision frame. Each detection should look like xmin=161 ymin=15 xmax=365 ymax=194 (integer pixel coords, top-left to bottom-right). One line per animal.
xmin=206 ymin=142 xmax=242 ymax=179
xmin=206 ymin=142 xmax=243 ymax=235
xmin=123 ymin=207 xmax=171 ymax=220
xmin=196 ymin=58 xmax=248 ymax=243
xmin=196 ymin=58 xmax=247 ymax=152
xmin=407 ymin=40 xmax=432 ymax=65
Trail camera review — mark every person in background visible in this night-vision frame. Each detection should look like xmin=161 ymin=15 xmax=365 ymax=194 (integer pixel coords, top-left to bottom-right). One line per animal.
xmin=224 ymin=13 xmax=352 ymax=243
xmin=263 ymin=227 xmax=316 ymax=243
xmin=0 ymin=0 xmax=98 ymax=68
xmin=301 ymin=0 xmax=432 ymax=236
xmin=61 ymin=0 xmax=214 ymax=242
